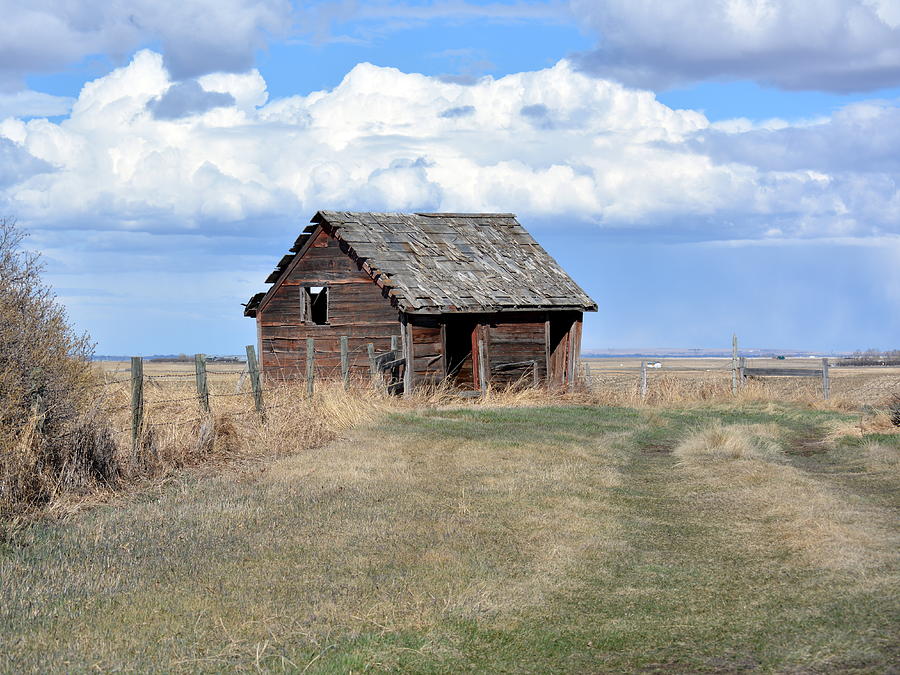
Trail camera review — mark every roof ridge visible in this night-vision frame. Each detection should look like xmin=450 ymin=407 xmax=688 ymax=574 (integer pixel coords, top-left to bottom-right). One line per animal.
xmin=414 ymin=212 xmax=515 ymax=218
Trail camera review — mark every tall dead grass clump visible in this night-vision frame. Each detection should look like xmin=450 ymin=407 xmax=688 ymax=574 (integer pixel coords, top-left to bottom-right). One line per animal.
xmin=674 ymin=421 xmax=782 ymax=461
xmin=0 ymin=218 xmax=114 ymax=521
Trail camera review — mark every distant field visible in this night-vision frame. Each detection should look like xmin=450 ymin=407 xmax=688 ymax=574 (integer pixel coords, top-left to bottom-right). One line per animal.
xmin=584 ymin=357 xmax=900 ymax=406
xmin=2 ymin=404 xmax=898 ymax=672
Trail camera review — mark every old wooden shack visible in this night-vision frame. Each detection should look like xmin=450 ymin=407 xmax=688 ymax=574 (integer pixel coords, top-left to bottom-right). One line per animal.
xmin=243 ymin=211 xmax=597 ymax=392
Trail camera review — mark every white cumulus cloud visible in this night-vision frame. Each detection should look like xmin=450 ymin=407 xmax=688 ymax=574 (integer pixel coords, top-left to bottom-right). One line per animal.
xmin=0 ymin=49 xmax=897 ymax=246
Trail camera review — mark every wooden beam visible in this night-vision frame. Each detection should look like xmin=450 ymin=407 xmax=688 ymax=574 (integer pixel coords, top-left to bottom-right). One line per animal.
xmin=477 ymin=327 xmax=488 ymax=393
xmin=402 ymin=316 xmax=414 ymax=395
xmin=743 ymin=367 xmax=824 ymax=377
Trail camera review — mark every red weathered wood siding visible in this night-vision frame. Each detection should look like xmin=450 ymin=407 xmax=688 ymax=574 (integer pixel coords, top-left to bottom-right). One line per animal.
xmin=257 ymin=228 xmax=401 ymax=380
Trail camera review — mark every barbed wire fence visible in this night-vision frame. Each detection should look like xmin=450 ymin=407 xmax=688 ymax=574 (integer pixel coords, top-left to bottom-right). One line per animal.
xmin=81 ymin=339 xmax=403 ymax=447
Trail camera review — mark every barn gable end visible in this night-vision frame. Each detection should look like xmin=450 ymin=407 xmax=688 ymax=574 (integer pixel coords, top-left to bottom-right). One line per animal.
xmin=251 ymin=226 xmax=400 ymax=379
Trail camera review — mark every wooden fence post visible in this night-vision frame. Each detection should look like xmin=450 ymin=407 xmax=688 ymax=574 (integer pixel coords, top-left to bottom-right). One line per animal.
xmin=402 ymin=322 xmax=414 ymax=396
xmin=732 ymin=334 xmax=738 ymax=395
xmin=306 ymin=338 xmax=315 ymax=398
xmin=822 ymin=357 xmax=830 ymax=401
xmin=340 ymin=335 xmax=349 ymax=389
xmin=367 ymin=343 xmax=377 ymax=382
xmin=245 ymin=345 xmax=265 ymax=418
xmin=533 ymin=360 xmax=540 ymax=387
xmin=131 ymin=356 xmax=144 ymax=451
xmin=195 ymin=353 xmax=210 ymax=414
xmin=640 ymin=360 xmax=648 ymax=399
xmin=390 ymin=335 xmax=400 ymax=392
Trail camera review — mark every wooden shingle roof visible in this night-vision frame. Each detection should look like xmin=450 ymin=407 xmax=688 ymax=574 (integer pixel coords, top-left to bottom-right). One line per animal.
xmin=310 ymin=211 xmax=597 ymax=314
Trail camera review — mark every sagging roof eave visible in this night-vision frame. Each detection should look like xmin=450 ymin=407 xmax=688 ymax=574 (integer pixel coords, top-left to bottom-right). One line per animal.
xmin=323 ymin=220 xmax=406 ymax=308
xmin=401 ymin=304 xmax=598 ymax=315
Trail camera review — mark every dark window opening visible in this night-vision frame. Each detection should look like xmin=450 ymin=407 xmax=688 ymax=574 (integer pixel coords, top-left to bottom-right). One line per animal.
xmin=301 ymin=286 xmax=328 ymax=325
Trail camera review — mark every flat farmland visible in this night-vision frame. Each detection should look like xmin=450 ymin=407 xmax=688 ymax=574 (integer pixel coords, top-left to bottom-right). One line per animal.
xmin=584 ymin=357 xmax=900 ymax=406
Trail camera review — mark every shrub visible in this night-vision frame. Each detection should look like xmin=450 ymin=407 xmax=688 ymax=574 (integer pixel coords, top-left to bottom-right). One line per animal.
xmin=0 ymin=217 xmax=110 ymax=518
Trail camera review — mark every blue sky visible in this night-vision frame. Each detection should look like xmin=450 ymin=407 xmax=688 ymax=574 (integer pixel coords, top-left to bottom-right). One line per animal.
xmin=2 ymin=0 xmax=899 ymax=354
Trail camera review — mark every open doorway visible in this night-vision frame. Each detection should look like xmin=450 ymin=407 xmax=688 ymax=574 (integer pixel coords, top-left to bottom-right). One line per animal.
xmin=548 ymin=314 xmax=575 ymax=386
xmin=444 ymin=319 xmax=478 ymax=389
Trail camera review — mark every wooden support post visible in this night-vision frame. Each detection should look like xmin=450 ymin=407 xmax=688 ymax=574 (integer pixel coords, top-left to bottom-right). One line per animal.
xmin=732 ymin=333 xmax=738 ymax=395
xmin=340 ymin=335 xmax=349 ymax=389
xmin=532 ymin=360 xmax=539 ymax=387
xmin=305 ymin=338 xmax=315 ymax=398
xmin=367 ymin=343 xmax=377 ymax=382
xmin=194 ymin=353 xmax=210 ymax=415
xmin=130 ymin=356 xmax=144 ymax=451
xmin=640 ymin=360 xmax=648 ymax=399
xmin=402 ymin=320 xmax=414 ymax=396
xmin=822 ymin=357 xmax=830 ymax=401
xmin=245 ymin=345 xmax=265 ymax=418
xmin=477 ymin=329 xmax=488 ymax=395
xmin=566 ymin=328 xmax=577 ymax=392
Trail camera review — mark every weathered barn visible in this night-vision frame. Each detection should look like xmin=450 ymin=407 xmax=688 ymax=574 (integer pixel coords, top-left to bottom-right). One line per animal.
xmin=243 ymin=211 xmax=597 ymax=392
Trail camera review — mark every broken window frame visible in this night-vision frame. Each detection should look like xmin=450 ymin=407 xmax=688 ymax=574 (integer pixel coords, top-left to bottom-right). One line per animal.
xmin=299 ymin=285 xmax=329 ymax=325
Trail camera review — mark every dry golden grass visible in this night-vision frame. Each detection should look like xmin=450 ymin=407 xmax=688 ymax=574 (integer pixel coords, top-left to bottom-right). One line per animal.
xmin=824 ymin=409 xmax=900 ymax=441
xmin=261 ymin=420 xmax=626 ymax=632
xmin=855 ymin=440 xmax=900 ymax=478
xmin=3 ymin=401 xmax=898 ymax=671
xmin=584 ymin=357 xmax=900 ymax=408
xmin=673 ymin=422 xmax=898 ymax=572
xmin=3 ymin=356 xmax=894 ymax=529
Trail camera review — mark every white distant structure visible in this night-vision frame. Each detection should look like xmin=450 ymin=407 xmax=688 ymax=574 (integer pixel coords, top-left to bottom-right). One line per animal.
xmin=647 ymin=361 xmax=662 ymax=368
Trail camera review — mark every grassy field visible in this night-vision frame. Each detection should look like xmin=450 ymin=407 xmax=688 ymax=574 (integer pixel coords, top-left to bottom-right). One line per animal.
xmin=2 ymin=399 xmax=898 ymax=672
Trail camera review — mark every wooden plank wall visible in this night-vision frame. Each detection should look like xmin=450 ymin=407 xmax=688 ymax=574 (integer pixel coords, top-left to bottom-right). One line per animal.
xmin=408 ymin=316 xmax=445 ymax=387
xmin=257 ymin=229 xmax=401 ymax=380
xmin=406 ymin=311 xmax=577 ymax=390
xmin=485 ymin=318 xmax=546 ymax=384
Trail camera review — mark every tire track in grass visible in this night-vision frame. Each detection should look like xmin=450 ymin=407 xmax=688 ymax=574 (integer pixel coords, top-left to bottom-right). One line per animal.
xmin=660 ymin=420 xmax=899 ymax=671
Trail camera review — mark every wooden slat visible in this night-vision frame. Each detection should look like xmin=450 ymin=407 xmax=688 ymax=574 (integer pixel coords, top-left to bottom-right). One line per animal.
xmin=744 ymin=368 xmax=823 ymax=377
